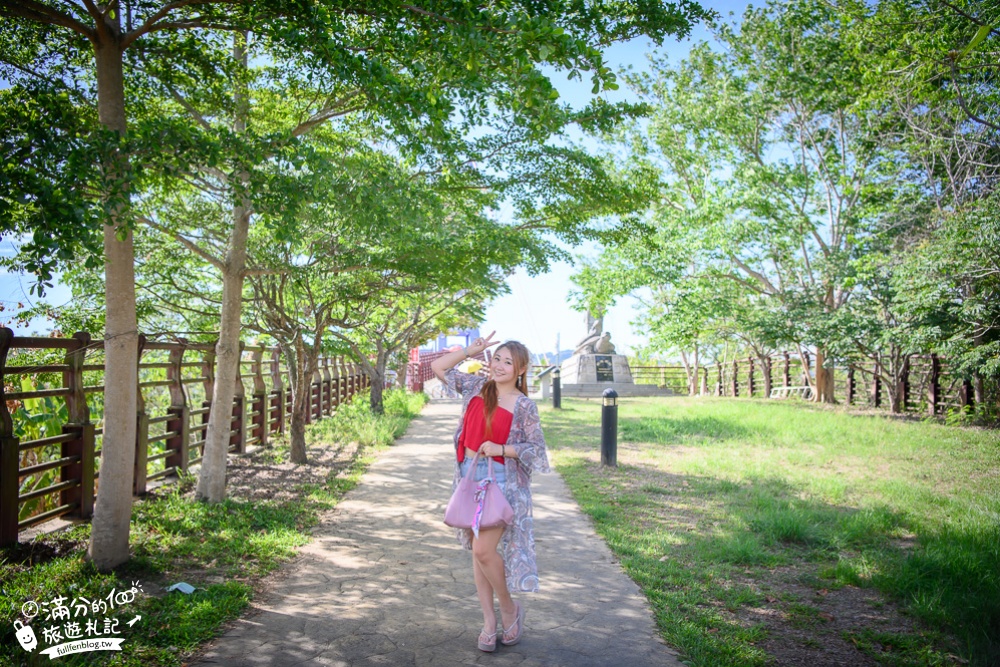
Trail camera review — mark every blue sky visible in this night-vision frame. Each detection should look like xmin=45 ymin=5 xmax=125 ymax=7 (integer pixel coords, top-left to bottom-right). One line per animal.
xmin=1 ymin=2 xmax=751 ymax=352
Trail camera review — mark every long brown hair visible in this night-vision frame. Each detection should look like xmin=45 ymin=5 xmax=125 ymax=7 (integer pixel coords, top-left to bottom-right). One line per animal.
xmin=480 ymin=341 xmax=530 ymax=437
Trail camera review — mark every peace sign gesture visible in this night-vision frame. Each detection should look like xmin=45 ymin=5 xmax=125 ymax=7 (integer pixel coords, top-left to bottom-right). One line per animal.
xmin=466 ymin=331 xmax=501 ymax=356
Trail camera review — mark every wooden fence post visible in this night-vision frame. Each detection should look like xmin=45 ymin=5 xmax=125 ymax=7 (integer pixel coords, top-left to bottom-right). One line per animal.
xmin=0 ymin=328 xmax=20 ymax=547
xmin=340 ymin=357 xmax=350 ymax=403
xmin=716 ymin=364 xmax=723 ymax=396
xmin=269 ymin=348 xmax=284 ymax=435
xmin=783 ymin=351 xmax=791 ymax=388
xmin=283 ymin=352 xmax=293 ymax=426
xmin=897 ymin=357 xmax=911 ymax=414
xmin=927 ymin=354 xmax=940 ymax=417
xmin=165 ymin=340 xmax=190 ymax=476
xmin=959 ymin=378 xmax=974 ymax=411
xmin=134 ymin=335 xmax=149 ymax=495
xmin=330 ymin=356 xmax=341 ymax=410
xmin=61 ymin=332 xmax=94 ymax=519
xmin=872 ymin=363 xmax=882 ymax=409
xmin=231 ymin=342 xmax=247 ymax=454
xmin=321 ymin=356 xmax=332 ymax=416
xmin=731 ymin=359 xmax=739 ymax=397
xmin=250 ymin=347 xmax=267 ymax=448
xmin=762 ymin=356 xmax=772 ymax=398
xmin=310 ymin=361 xmax=322 ymax=422
xmin=747 ymin=356 xmax=756 ymax=397
xmin=846 ymin=366 xmax=856 ymax=406
xmin=200 ymin=345 xmax=216 ymax=460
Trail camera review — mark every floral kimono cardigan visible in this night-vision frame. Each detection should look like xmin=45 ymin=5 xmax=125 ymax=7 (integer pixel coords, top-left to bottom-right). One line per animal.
xmin=444 ymin=367 xmax=551 ymax=593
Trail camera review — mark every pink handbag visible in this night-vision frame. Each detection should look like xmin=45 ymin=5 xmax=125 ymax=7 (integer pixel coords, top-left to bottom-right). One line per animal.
xmin=444 ymin=450 xmax=514 ymax=536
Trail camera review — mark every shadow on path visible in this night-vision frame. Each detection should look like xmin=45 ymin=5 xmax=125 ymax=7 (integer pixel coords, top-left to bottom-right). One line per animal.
xmin=192 ymin=399 xmax=681 ymax=667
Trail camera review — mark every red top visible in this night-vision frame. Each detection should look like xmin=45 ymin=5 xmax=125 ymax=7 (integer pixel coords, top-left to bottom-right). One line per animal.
xmin=457 ymin=396 xmax=512 ymax=464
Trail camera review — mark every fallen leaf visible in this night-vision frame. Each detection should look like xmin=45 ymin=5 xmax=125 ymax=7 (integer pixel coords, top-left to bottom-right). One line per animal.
xmin=816 ymin=588 xmax=829 ymax=597
xmin=818 ymin=612 xmax=835 ymax=622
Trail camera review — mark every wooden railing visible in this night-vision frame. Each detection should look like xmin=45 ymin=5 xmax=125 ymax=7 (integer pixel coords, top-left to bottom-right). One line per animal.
xmin=0 ymin=328 xmax=370 ymax=547
xmin=532 ymin=352 xmax=991 ymax=418
xmin=634 ymin=353 xmax=985 ymax=417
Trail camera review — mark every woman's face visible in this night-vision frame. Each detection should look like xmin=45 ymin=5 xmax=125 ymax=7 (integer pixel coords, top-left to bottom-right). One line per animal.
xmin=490 ymin=346 xmax=519 ymax=385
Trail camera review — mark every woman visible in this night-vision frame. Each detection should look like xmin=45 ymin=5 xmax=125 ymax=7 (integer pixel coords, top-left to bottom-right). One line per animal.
xmin=431 ymin=332 xmax=550 ymax=652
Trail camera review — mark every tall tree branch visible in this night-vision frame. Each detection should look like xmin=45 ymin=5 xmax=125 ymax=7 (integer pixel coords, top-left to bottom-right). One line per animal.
xmin=0 ymin=0 xmax=95 ymax=40
xmin=120 ymin=0 xmax=227 ymax=48
xmin=138 ymin=215 xmax=225 ymax=270
xmin=947 ymin=59 xmax=1000 ymax=132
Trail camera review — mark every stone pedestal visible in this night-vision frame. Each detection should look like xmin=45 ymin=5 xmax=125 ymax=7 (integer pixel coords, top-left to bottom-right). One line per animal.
xmin=560 ymin=354 xmax=634 ymax=385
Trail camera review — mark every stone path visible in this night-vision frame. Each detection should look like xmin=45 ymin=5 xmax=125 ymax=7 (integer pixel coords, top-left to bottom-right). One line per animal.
xmin=192 ymin=399 xmax=682 ymax=667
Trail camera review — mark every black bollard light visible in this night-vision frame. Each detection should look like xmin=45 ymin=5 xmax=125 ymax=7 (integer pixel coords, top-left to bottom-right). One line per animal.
xmin=552 ymin=366 xmax=561 ymax=409
xmin=601 ymin=388 xmax=618 ymax=467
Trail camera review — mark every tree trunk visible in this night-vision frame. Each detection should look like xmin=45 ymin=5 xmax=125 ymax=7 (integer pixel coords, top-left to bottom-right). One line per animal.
xmin=288 ymin=345 xmax=319 ymax=464
xmin=195 ymin=254 xmax=246 ymax=501
xmin=761 ymin=355 xmax=773 ymax=398
xmin=692 ymin=341 xmax=700 ymax=396
xmin=369 ymin=351 xmax=387 ymax=415
xmin=88 ymin=33 xmax=139 ymax=572
xmin=973 ymin=332 xmax=986 ymax=406
xmin=288 ymin=360 xmax=318 ymax=463
xmin=288 ymin=395 xmax=308 ymax=463
xmin=814 ymin=348 xmax=835 ymax=404
xmin=885 ymin=356 xmax=903 ymax=414
xmin=196 ymin=34 xmax=251 ymax=502
xmin=288 ymin=377 xmax=310 ymax=465
xmin=679 ymin=350 xmax=694 ymax=396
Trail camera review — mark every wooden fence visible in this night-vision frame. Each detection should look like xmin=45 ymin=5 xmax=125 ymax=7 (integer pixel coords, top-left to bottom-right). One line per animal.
xmin=0 ymin=328 xmax=369 ymax=547
xmin=631 ymin=352 xmax=987 ymax=417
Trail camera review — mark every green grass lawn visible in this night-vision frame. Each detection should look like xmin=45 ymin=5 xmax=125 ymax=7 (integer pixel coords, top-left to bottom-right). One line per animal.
xmin=0 ymin=390 xmax=426 ymax=667
xmin=540 ymin=396 xmax=1000 ymax=667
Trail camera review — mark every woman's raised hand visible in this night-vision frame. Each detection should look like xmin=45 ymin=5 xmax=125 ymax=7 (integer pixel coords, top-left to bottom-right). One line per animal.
xmin=467 ymin=331 xmax=500 ymax=356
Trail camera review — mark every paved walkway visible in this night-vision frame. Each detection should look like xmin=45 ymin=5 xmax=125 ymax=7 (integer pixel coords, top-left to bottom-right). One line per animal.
xmin=193 ymin=399 xmax=682 ymax=667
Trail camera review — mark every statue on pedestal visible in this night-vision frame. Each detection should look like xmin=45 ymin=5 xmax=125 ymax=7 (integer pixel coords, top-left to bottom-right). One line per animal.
xmin=573 ymin=311 xmax=615 ymax=355
xmin=594 ymin=332 xmax=616 ymax=354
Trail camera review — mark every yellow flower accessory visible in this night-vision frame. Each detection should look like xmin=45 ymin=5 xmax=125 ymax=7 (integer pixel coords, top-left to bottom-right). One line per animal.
xmin=459 ymin=359 xmax=483 ymax=374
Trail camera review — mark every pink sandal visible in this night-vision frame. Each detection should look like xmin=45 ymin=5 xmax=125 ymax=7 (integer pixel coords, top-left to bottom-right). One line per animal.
xmin=478 ymin=627 xmax=497 ymax=652
xmin=501 ymin=601 xmax=524 ymax=646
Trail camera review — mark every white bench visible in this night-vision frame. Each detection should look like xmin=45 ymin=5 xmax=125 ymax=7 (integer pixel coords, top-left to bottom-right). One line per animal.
xmin=770 ymin=385 xmax=813 ymax=399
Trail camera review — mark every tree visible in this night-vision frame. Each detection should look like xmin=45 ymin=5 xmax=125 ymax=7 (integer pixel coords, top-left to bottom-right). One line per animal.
xmin=332 ymin=288 xmax=493 ymax=415
xmin=0 ymin=0 xmax=320 ymax=570
xmin=243 ymin=139 xmax=500 ymax=459
xmin=841 ymin=0 xmax=1000 ymax=411
xmin=2 ymin=1 xmax=713 ymax=552
xmin=129 ymin=1 xmax=714 ymax=500
xmin=574 ymin=0 xmax=914 ymax=403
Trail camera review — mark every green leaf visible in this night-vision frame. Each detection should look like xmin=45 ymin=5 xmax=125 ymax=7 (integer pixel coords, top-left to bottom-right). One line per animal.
xmin=959 ymin=24 xmax=993 ymax=61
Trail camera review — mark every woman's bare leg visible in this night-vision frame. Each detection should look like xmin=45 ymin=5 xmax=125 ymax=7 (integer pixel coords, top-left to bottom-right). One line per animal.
xmin=472 ymin=527 xmax=517 ymax=638
xmin=472 ymin=558 xmax=496 ymax=634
